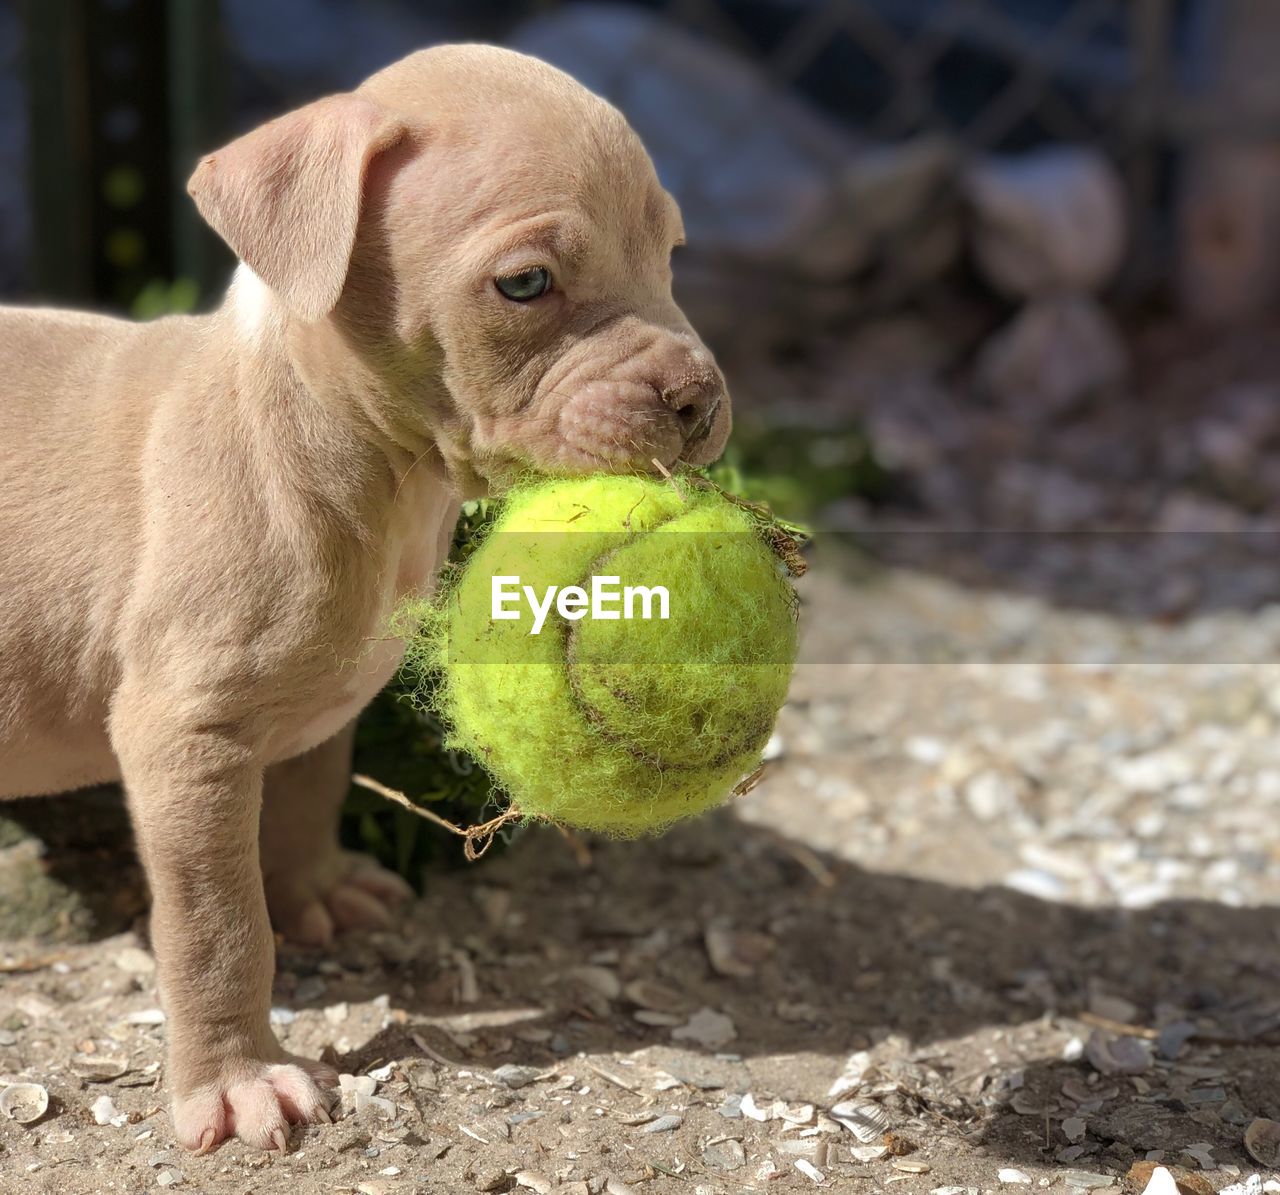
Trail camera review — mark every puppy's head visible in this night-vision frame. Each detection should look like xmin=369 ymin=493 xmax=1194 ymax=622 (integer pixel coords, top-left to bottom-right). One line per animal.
xmin=189 ymin=45 xmax=729 ymax=492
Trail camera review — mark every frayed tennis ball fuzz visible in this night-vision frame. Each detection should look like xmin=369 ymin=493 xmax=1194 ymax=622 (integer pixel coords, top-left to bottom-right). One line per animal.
xmin=403 ymin=473 xmax=805 ymax=836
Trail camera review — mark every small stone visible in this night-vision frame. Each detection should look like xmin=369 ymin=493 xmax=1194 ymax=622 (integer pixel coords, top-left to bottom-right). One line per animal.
xmin=703 ymin=1138 xmax=746 ymax=1171
xmin=1246 ymin=1119 xmax=1280 ymax=1168
xmin=894 ymin=1161 xmax=931 ymax=1174
xmin=850 ymin=1146 xmax=890 ymax=1162
xmin=717 ymin=1093 xmax=743 ymax=1119
xmin=1062 ymin=1171 xmax=1115 ymax=1189
xmin=324 ymin=1002 xmax=350 ymax=1024
xmin=354 ymin=1092 xmax=396 ymax=1120
xmin=115 ymin=946 xmax=156 ymax=974
xmin=492 ymin=1064 xmax=542 ymax=1089
xmin=563 ymin=966 xmax=622 ymax=1000
xmin=474 ymin=1166 xmax=508 ymax=1192
xmin=1064 ymin=1117 xmax=1088 ymax=1143
xmin=1155 ymin=1022 xmax=1196 ymax=1061
xmin=999 ymin=1169 xmax=1033 ymax=1185
xmin=671 ymin=1008 xmax=736 ymax=1050
xmin=704 ymin=923 xmax=773 ymax=978
xmin=795 ymin=1159 xmax=826 ymax=1184
xmin=156 ymin=1169 xmax=184 ymax=1187
xmin=622 ymin=979 xmax=688 ymax=1013
xmin=632 ymin=1010 xmax=684 ymax=1027
xmin=640 ymin=1114 xmax=683 ymax=1134
xmin=515 ymin=1171 xmax=553 ymax=1194
xmin=91 ymin=1094 xmax=122 ymax=1125
xmin=1181 ymin=1144 xmax=1215 ymax=1171
xmin=1085 ymin=1031 xmax=1151 ymax=1076
xmin=126 ymin=1008 xmax=166 ymax=1026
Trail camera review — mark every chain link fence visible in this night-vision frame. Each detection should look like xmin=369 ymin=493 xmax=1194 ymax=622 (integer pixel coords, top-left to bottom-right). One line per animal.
xmin=7 ymin=1 xmax=1280 ymax=326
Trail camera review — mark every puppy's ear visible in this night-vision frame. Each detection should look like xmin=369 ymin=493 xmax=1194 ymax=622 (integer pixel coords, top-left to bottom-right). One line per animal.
xmin=188 ymin=95 xmax=406 ymax=323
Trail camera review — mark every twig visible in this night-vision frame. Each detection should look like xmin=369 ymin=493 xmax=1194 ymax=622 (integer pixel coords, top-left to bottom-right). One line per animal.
xmin=650 ymin=457 xmax=688 ymax=503
xmin=1072 ymin=1011 xmax=1160 ymax=1040
xmin=0 ymin=951 xmax=69 ymax=975
xmin=351 ymin=773 xmax=523 ymax=861
xmin=585 ymin=1061 xmax=642 ymax=1095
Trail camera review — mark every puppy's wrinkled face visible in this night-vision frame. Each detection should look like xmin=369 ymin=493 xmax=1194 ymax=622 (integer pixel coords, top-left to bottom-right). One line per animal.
xmin=354 ymin=48 xmax=730 ymax=491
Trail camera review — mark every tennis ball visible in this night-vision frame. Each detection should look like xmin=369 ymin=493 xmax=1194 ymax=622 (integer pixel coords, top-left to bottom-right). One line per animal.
xmin=404 ymin=473 xmax=801 ymax=836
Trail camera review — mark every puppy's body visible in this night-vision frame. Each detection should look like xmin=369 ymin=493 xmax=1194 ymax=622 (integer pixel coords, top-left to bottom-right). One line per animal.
xmin=0 ymin=45 xmax=729 ymax=1153
xmin=0 ymin=299 xmax=451 ymax=800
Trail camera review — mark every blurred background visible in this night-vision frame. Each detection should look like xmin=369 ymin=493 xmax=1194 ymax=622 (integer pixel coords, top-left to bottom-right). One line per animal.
xmin=10 ymin=0 xmax=1280 ymax=617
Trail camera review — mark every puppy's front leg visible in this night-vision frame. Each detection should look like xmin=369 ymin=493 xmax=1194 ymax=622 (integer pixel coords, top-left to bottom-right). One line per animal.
xmin=111 ymin=689 xmax=336 ymax=1152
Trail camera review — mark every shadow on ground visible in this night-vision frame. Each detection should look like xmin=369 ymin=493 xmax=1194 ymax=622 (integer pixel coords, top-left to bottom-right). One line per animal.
xmin=5 ymin=786 xmax=1279 ymax=1173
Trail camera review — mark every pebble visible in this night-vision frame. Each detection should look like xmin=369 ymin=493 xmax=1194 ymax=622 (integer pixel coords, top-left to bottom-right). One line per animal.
xmin=717 ymin=1093 xmax=743 ymax=1119
xmin=492 ymin=1064 xmax=542 ymax=1089
xmin=702 ymin=1138 xmax=746 ymax=1171
xmin=125 ymin=1008 xmax=166 ymax=1026
xmin=999 ymin=1169 xmax=1033 ymax=1185
xmin=515 ymin=1171 xmax=554 ymax=1194
xmin=91 ymin=1094 xmax=124 ymax=1126
xmin=850 ymin=1145 xmax=890 ymax=1162
xmin=894 ymin=1160 xmax=931 ymax=1174
xmin=1085 ymin=1032 xmax=1151 ymax=1076
xmin=640 ymin=1114 xmax=683 ymax=1134
xmin=1062 ymin=1171 xmax=1116 ymax=1189
xmin=1063 ymin=1116 xmax=1087 ymax=1143
xmin=670 ymin=1008 xmax=737 ymax=1050
xmin=795 ymin=1159 xmax=825 ymax=1184
xmin=115 ymin=946 xmax=155 ymax=974
xmin=156 ymin=1169 xmax=183 ymax=1187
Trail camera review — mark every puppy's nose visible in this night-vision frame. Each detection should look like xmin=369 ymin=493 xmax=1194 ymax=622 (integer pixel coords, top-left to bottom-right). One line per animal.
xmin=660 ymin=378 xmax=723 ymax=439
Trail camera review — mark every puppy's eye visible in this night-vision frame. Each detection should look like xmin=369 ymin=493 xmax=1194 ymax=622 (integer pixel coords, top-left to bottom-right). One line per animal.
xmin=494 ymin=267 xmax=552 ymax=302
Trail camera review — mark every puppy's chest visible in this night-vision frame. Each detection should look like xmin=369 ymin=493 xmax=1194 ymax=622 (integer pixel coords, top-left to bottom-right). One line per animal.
xmin=272 ymin=475 xmax=456 ymax=761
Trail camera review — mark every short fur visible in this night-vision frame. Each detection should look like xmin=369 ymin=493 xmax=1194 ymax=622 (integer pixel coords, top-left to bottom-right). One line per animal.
xmin=0 ymin=45 xmax=729 ymax=1152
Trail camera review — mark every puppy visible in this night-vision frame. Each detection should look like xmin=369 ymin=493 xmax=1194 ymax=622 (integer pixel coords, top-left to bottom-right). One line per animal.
xmin=0 ymin=45 xmax=728 ymax=1151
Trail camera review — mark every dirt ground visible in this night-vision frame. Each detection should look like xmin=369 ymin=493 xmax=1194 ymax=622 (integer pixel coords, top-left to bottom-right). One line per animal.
xmin=5 ymin=540 xmax=1280 ymax=1195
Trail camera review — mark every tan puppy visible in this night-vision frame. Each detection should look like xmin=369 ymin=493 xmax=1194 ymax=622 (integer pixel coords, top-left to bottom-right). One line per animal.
xmin=0 ymin=46 xmax=728 ymax=1151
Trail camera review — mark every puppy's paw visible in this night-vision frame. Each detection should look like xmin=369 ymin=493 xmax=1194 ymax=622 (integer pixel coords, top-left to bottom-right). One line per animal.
xmin=173 ymin=1055 xmax=337 ymax=1153
xmin=264 ymin=849 xmax=414 ymax=946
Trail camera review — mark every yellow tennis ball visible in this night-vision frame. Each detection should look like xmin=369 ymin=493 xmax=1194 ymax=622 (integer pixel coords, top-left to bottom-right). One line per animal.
xmin=406 ymin=474 xmax=800 ymax=836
